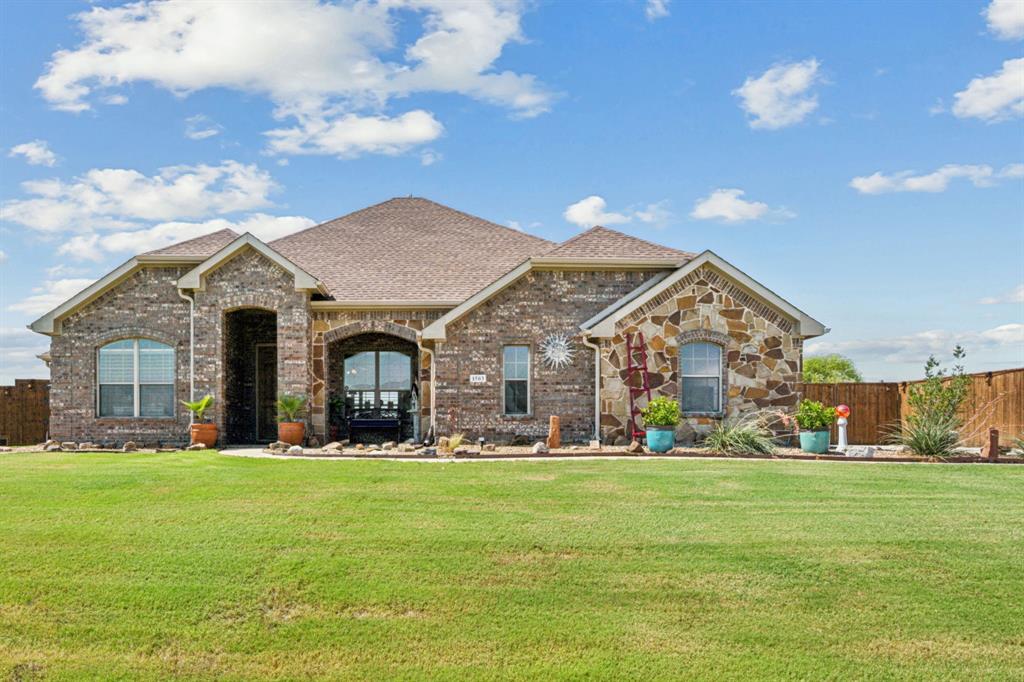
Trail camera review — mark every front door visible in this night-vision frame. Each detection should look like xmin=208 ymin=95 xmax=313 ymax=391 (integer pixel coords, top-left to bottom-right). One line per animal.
xmin=256 ymin=343 xmax=277 ymax=441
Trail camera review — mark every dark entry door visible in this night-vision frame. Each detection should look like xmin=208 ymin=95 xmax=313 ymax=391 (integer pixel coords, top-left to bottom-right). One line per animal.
xmin=256 ymin=344 xmax=277 ymax=441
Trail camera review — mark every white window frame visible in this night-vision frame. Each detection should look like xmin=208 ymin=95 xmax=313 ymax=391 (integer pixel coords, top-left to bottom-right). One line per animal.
xmin=97 ymin=339 xmax=175 ymax=418
xmin=502 ymin=344 xmax=531 ymax=416
xmin=680 ymin=342 xmax=723 ymax=415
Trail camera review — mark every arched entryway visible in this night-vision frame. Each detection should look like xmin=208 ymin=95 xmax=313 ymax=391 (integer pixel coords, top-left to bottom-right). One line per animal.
xmin=224 ymin=308 xmax=277 ymax=443
xmin=327 ymin=332 xmax=419 ymax=444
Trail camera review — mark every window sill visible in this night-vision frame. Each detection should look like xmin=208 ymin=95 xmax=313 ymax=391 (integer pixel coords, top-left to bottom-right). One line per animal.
xmin=501 ymin=413 xmax=533 ymax=421
xmin=95 ymin=417 xmax=179 ymax=422
xmin=681 ymin=412 xmax=725 ymax=419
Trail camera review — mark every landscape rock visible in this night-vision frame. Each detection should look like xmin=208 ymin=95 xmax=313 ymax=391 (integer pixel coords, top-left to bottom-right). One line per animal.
xmin=78 ymin=443 xmax=98 ymax=451
xmin=437 ymin=436 xmax=450 ymax=451
xmin=323 ymin=442 xmax=342 ymax=451
xmin=626 ymin=440 xmax=644 ymax=454
xmin=186 ymin=443 xmax=205 ymax=451
xmin=382 ymin=441 xmax=396 ymax=451
xmin=355 ymin=443 xmax=365 ymax=451
xmin=482 ymin=443 xmax=496 ymax=452
xmin=122 ymin=441 xmax=138 ymax=452
xmin=339 ymin=439 xmax=350 ymax=446
xmin=61 ymin=442 xmax=77 ymax=451
xmin=45 ymin=444 xmax=62 ymax=452
xmin=397 ymin=443 xmax=416 ymax=453
xmin=306 ymin=436 xmax=320 ymax=448
xmin=532 ymin=442 xmax=549 ymax=454
xmin=41 ymin=439 xmax=58 ymax=449
xmin=0 ymin=446 xmax=12 ymax=453
xmin=287 ymin=445 xmax=303 ymax=454
xmin=367 ymin=444 xmax=381 ymax=452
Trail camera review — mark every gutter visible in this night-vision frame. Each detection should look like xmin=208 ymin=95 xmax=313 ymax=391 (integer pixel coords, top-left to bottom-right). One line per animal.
xmin=580 ymin=334 xmax=601 ymax=442
xmin=177 ymin=288 xmax=195 ymax=418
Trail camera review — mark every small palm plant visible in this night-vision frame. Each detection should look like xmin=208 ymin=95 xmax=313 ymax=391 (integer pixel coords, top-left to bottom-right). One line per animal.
xmin=276 ymin=394 xmax=307 ymax=423
xmin=181 ymin=394 xmax=214 ymax=422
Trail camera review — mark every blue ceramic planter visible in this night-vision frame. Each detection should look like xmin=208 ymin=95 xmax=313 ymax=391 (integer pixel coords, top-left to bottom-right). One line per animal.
xmin=645 ymin=426 xmax=675 ymax=453
xmin=799 ymin=430 xmax=830 ymax=454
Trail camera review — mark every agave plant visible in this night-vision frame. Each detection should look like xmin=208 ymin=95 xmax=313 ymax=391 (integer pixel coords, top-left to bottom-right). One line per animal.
xmin=276 ymin=394 xmax=308 ymax=423
xmin=884 ymin=412 xmax=961 ymax=459
xmin=181 ymin=394 xmax=214 ymax=422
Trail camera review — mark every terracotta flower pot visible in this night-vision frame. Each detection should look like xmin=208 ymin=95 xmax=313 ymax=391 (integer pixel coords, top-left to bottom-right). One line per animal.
xmin=190 ymin=422 xmax=218 ymax=447
xmin=278 ymin=422 xmax=305 ymax=446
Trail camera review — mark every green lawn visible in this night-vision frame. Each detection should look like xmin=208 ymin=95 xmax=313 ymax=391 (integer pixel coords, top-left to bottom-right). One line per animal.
xmin=1 ymin=452 xmax=1022 ymax=680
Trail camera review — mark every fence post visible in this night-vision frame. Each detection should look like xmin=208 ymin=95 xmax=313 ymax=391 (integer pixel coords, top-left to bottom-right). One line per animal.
xmin=982 ymin=428 xmax=999 ymax=461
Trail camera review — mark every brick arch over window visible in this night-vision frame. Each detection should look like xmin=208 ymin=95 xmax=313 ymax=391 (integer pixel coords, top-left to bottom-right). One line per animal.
xmin=324 ymin=320 xmax=419 ymax=346
xmin=675 ymin=329 xmax=731 ymax=416
xmin=92 ymin=327 xmax=181 ymax=351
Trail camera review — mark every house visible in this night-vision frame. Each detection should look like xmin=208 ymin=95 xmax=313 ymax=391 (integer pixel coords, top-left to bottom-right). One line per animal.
xmin=30 ymin=197 xmax=827 ymax=446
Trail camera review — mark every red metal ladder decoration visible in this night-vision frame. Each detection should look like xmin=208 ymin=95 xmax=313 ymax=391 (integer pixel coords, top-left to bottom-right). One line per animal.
xmin=625 ymin=332 xmax=653 ymax=441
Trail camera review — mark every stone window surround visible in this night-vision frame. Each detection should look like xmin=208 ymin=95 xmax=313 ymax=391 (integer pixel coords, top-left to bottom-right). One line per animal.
xmin=676 ymin=329 xmax=730 ymax=418
xmin=500 ymin=340 xmax=533 ymax=420
xmin=92 ymin=328 xmax=181 ymax=421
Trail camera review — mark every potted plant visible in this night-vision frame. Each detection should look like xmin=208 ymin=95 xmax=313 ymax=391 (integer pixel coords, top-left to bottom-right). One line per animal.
xmin=640 ymin=396 xmax=680 ymax=453
xmin=794 ymin=399 xmax=836 ymax=454
xmin=277 ymin=394 xmax=308 ymax=445
xmin=181 ymin=394 xmax=216 ymax=447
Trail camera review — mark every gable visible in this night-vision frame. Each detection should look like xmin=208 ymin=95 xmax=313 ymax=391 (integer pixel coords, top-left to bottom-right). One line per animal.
xmin=177 ymin=233 xmax=322 ymax=293
xmin=581 ymin=251 xmax=827 ymax=338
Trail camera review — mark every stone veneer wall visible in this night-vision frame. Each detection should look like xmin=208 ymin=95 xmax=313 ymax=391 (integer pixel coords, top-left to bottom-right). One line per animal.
xmin=310 ymin=312 xmax=444 ymax=441
xmin=599 ymin=265 xmax=803 ymax=443
xmin=434 ymin=269 xmax=660 ymax=443
xmin=192 ymin=249 xmax=311 ymax=442
xmin=48 ymin=266 xmax=192 ymax=445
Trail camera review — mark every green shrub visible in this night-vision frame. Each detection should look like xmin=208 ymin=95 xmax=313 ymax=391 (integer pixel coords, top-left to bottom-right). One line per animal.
xmin=703 ymin=413 xmax=777 ymax=456
xmin=447 ymin=433 xmax=465 ymax=451
xmin=888 ymin=346 xmax=970 ymax=459
xmin=641 ymin=396 xmax=680 ymax=427
xmin=794 ymin=400 xmax=836 ymax=432
xmin=276 ymin=394 xmax=307 ymax=422
xmin=181 ymin=394 xmax=214 ymax=422
xmin=885 ymin=413 xmax=961 ymax=459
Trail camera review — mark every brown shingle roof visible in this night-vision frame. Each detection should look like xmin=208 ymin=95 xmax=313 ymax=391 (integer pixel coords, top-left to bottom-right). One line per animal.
xmin=542 ymin=226 xmax=694 ymax=261
xmin=143 ymin=228 xmax=239 ymax=258
xmin=270 ymin=198 xmax=555 ymax=302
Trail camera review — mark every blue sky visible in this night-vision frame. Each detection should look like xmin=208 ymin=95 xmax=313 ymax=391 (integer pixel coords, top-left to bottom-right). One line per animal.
xmin=1 ymin=0 xmax=1022 ymax=383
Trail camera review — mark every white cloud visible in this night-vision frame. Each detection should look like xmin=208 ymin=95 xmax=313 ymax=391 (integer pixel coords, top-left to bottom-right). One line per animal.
xmin=0 ymin=326 xmax=51 ymax=383
xmin=850 ymin=163 xmax=1022 ymax=194
xmin=733 ymin=58 xmax=822 ymax=130
xmin=952 ymin=58 xmax=1024 ymax=122
xmin=8 ymin=278 xmax=95 ymax=316
xmin=805 ymin=323 xmax=1024 ymax=364
xmin=8 ymin=140 xmax=57 ymax=167
xmin=34 ymin=0 xmax=551 ymax=158
xmin=564 ymin=196 xmax=631 ymax=228
xmin=980 ymin=283 xmax=1024 ymax=305
xmin=2 ymin=160 xmax=276 ymax=233
xmin=265 ymin=110 xmax=443 ymax=158
xmin=985 ymin=0 xmax=1024 ymax=40
xmin=645 ymin=0 xmax=670 ymax=21
xmin=56 ymin=213 xmax=316 ymax=262
xmin=184 ymin=114 xmax=223 ymax=140
xmin=0 ymin=250 xmax=7 ymax=264
xmin=634 ymin=200 xmax=674 ymax=228
xmin=690 ymin=188 xmax=793 ymax=223
xmin=419 ymin=149 xmax=442 ymax=166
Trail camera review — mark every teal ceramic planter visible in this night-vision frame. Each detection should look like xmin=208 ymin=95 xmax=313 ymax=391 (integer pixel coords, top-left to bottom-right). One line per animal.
xmin=645 ymin=426 xmax=675 ymax=453
xmin=799 ymin=430 xmax=830 ymax=454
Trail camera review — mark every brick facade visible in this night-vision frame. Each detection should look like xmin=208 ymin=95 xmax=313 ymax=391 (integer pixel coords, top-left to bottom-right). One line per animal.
xmin=49 ymin=266 xmax=192 ymax=445
xmin=434 ymin=269 xmax=659 ymax=442
xmin=45 ymin=256 xmax=808 ymax=448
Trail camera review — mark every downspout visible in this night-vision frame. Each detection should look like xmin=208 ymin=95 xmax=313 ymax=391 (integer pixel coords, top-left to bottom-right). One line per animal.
xmin=581 ymin=334 xmax=601 ymax=442
xmin=177 ymin=288 xmax=195 ymax=421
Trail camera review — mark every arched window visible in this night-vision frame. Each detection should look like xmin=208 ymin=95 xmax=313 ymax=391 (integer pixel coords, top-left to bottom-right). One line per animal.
xmin=680 ymin=342 xmax=722 ymax=413
xmin=98 ymin=339 xmax=175 ymax=417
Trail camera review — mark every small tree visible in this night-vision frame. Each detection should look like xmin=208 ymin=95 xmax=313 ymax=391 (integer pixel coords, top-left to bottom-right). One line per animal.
xmin=803 ymin=354 xmax=862 ymax=383
xmin=889 ymin=346 xmax=970 ymax=458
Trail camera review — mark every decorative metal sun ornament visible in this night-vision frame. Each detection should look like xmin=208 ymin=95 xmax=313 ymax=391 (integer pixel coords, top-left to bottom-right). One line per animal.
xmin=540 ymin=332 xmax=576 ymax=369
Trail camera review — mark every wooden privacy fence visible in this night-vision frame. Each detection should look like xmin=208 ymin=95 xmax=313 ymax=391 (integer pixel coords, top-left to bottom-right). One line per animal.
xmin=801 ymin=367 xmax=1024 ymax=447
xmin=0 ymin=379 xmax=50 ymax=446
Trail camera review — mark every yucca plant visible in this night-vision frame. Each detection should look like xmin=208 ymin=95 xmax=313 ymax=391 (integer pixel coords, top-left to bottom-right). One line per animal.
xmin=703 ymin=412 xmax=778 ymax=456
xmin=884 ymin=412 xmax=961 ymax=459
xmin=181 ymin=394 xmax=214 ymax=422
xmin=447 ymin=433 xmax=465 ymax=451
xmin=276 ymin=394 xmax=307 ymax=422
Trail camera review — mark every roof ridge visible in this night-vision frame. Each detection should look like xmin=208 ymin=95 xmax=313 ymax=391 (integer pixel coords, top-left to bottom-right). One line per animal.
xmin=409 ymin=197 xmax=555 ymax=246
xmin=589 ymin=225 xmax=696 ymax=257
xmin=142 ymin=227 xmax=240 ymax=256
xmin=542 ymin=225 xmax=601 ymax=254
